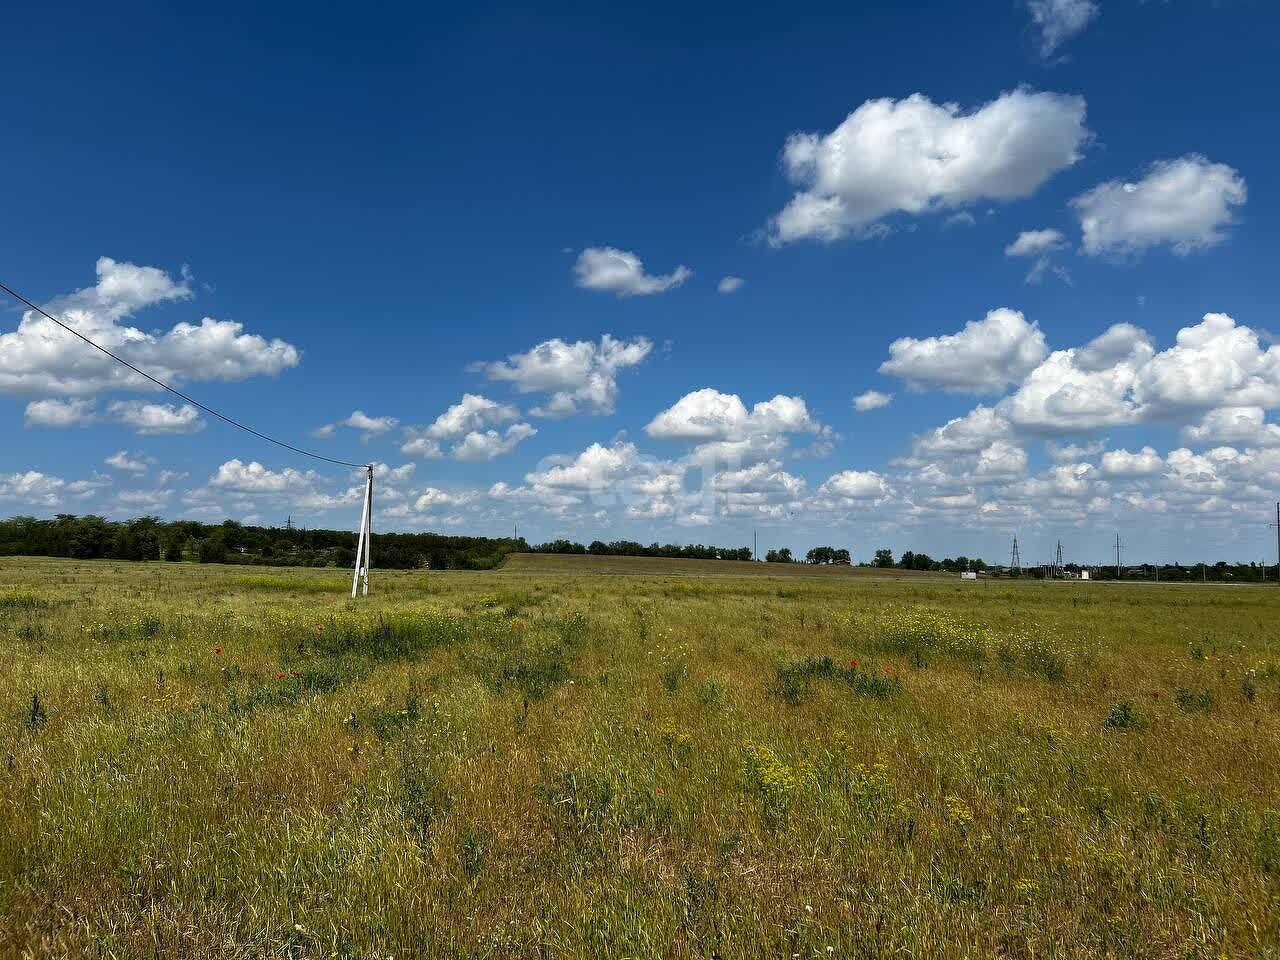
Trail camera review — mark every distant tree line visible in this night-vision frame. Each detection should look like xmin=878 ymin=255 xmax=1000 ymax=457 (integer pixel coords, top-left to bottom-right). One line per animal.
xmin=894 ymin=550 xmax=987 ymax=573
xmin=873 ymin=548 xmax=1276 ymax=581
xmin=0 ymin=514 xmax=524 ymax=570
xmin=763 ymin=546 xmax=850 ymax=564
xmin=529 ymin=539 xmax=753 ymax=561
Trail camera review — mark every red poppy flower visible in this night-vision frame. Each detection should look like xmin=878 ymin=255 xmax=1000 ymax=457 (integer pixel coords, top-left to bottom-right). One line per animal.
xmin=883 ymin=666 xmax=892 ymax=675
xmin=849 ymin=658 xmax=858 ymax=668
xmin=655 ymin=787 xmax=663 ymax=795
xmin=1151 ymin=690 xmax=1162 ymax=699
xmin=214 ymin=646 xmax=222 ymax=655
xmin=292 ymin=671 xmax=301 ymax=678
xmin=277 ymin=672 xmax=286 ymax=680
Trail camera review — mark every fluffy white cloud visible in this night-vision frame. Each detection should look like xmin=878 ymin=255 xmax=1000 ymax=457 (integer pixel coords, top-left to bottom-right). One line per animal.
xmin=1005 ymin=228 xmax=1067 ymax=258
xmin=452 ymin=423 xmax=538 ymax=461
xmin=0 ymin=471 xmax=70 ymax=506
xmin=314 ymin=410 xmax=399 ymax=440
xmin=645 ymin=389 xmax=824 ymax=466
xmin=107 ymin=400 xmax=205 ymax=435
xmin=713 ymin=461 xmax=805 ymax=495
xmin=1026 ymin=0 xmax=1100 ymax=57
xmin=472 ymin=335 xmax=652 ymax=416
xmin=528 ymin=442 xmax=655 ymax=491
xmin=1073 ymin=323 xmax=1153 ymax=372
xmin=344 ymin=410 xmax=398 ymax=436
xmin=412 ymin=487 xmax=476 ymax=512
xmin=115 ymin=488 xmax=174 ymax=510
xmin=853 ymin=390 xmax=892 ymax=412
xmin=24 ymin=398 xmax=96 ymax=428
xmin=909 ymin=405 xmax=1011 ymax=458
xmin=880 ymin=308 xmax=1048 ymax=393
xmin=1002 ymin=343 xmax=1141 ymax=434
xmin=491 ymin=442 xmax=686 ymax=518
xmin=1100 ymin=446 xmax=1164 ymax=477
xmin=1002 ymin=314 xmax=1280 ymax=435
xmin=1132 ymin=313 xmax=1280 ymax=412
xmin=717 ymin=276 xmax=744 ymax=294
xmin=0 ymin=257 xmax=299 ymax=396
xmin=769 ymin=90 xmax=1089 ymax=243
xmin=1071 ymin=155 xmax=1247 ymax=257
xmin=1183 ymin=406 xmax=1280 ymax=447
xmin=105 ymin=450 xmax=150 ymax=474
xmin=209 ymin=459 xmax=316 ymax=493
xmin=401 ymin=394 xmax=532 ymax=460
xmin=975 ymin=440 xmax=1028 ymax=478
xmin=1047 ymin=438 xmax=1106 ymax=461
xmin=573 ymin=248 xmax=691 ymax=297
xmin=423 ymin=394 xmax=517 ymax=439
xmin=817 ymin=470 xmax=892 ymax=502
xmin=1049 ymin=462 xmax=1097 ymax=497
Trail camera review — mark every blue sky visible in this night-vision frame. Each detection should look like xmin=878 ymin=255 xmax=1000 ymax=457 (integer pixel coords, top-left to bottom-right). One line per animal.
xmin=3 ymin=0 xmax=1278 ymax=565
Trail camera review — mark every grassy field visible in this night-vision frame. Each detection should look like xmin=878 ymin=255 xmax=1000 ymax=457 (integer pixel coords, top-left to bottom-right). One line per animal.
xmin=1 ymin=555 xmax=1278 ymax=959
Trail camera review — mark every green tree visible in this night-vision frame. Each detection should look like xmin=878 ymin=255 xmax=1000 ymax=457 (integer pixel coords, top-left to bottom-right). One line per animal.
xmin=873 ymin=549 xmax=894 ymax=568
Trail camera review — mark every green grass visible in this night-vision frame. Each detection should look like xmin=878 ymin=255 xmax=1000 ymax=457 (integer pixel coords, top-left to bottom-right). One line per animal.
xmin=1 ymin=555 xmax=1278 ymax=958
xmin=227 ymin=573 xmax=352 ymax=594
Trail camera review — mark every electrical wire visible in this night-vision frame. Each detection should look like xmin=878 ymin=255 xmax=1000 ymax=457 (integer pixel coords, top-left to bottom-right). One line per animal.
xmin=0 ymin=279 xmax=370 ymax=470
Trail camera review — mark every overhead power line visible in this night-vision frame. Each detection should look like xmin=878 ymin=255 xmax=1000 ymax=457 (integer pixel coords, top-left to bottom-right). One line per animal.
xmin=0 ymin=279 xmax=368 ymax=469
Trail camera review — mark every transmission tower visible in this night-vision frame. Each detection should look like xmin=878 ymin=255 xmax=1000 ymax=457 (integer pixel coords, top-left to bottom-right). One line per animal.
xmin=1010 ymin=535 xmax=1022 ymax=574
xmin=1055 ymin=540 xmax=1064 ymax=578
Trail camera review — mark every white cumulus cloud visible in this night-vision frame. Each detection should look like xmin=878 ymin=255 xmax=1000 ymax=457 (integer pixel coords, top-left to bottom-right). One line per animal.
xmin=105 ymin=450 xmax=150 ymax=474
xmin=451 ymin=423 xmax=538 ymax=462
xmin=24 ymin=398 xmax=97 ymax=428
xmin=401 ymin=394 xmax=532 ymax=460
xmin=107 ymin=400 xmax=205 ymax=435
xmin=880 ymin=308 xmax=1048 ymax=393
xmin=573 ymin=247 xmax=691 ymax=297
xmin=769 ymin=89 xmax=1089 ymax=243
xmin=472 ymin=335 xmax=652 ymax=417
xmin=0 ymin=471 xmax=68 ymax=506
xmin=1026 ymin=0 xmax=1100 ymax=58
xmin=645 ymin=388 xmax=824 ymax=466
xmin=0 ymin=257 xmax=299 ymax=397
xmin=1071 ymin=155 xmax=1247 ymax=258
xmin=853 ymin=390 xmax=893 ymax=412
xmin=1100 ymin=446 xmax=1164 ymax=477
xmin=210 ymin=459 xmax=316 ymax=493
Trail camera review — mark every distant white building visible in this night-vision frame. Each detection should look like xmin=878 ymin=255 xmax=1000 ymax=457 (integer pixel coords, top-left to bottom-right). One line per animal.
xmin=961 ymin=571 xmax=978 ymax=580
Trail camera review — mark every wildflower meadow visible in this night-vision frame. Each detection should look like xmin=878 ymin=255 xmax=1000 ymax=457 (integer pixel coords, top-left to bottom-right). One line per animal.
xmin=1 ymin=554 xmax=1278 ymax=958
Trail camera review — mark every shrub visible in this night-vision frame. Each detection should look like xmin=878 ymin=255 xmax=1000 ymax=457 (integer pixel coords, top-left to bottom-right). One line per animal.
xmin=1104 ymin=701 xmax=1146 ymax=730
xmin=1174 ymin=687 xmax=1213 ymax=713
xmin=770 ymin=656 xmax=898 ymax=704
xmin=743 ymin=742 xmax=802 ymax=823
xmin=1259 ymin=809 xmax=1280 ymax=874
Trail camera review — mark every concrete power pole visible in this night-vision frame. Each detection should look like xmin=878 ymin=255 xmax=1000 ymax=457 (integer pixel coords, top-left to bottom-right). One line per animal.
xmin=1115 ymin=534 xmax=1122 ymax=581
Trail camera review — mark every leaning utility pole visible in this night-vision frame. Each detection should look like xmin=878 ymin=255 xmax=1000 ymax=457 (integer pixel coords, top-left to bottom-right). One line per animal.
xmin=351 ymin=465 xmax=374 ymax=599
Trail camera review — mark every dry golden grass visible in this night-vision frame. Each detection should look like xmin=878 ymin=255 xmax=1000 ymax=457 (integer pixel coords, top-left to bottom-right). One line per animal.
xmin=1 ymin=555 xmax=1278 ymax=958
